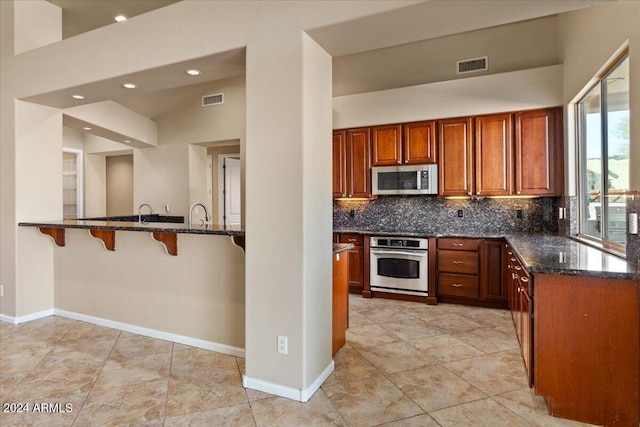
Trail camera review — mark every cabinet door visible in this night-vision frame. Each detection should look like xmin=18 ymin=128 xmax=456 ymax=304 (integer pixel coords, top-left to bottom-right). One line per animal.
xmin=482 ymin=240 xmax=506 ymax=302
xmin=475 ymin=113 xmax=513 ymax=196
xmin=347 ymin=128 xmax=371 ymax=198
xmin=332 ymin=130 xmax=347 ymax=198
xmin=438 ymin=117 xmax=473 ymax=196
xmin=404 ymin=120 xmax=437 ymax=164
xmin=371 ymin=124 xmax=402 ymax=166
xmin=347 ymin=246 xmax=364 ymax=295
xmin=515 ymin=108 xmax=562 ymax=196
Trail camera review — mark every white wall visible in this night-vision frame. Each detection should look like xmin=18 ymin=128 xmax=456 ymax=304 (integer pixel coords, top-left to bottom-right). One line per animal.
xmin=333 ymin=65 xmax=563 ymax=129
xmin=54 ymin=229 xmax=245 ymax=350
xmin=135 ymin=76 xmax=245 ymax=219
xmin=558 ymin=0 xmax=640 ymax=193
xmin=14 ymin=0 xmax=61 ymax=55
xmin=62 ymin=126 xmax=84 ymax=151
xmin=106 ymin=155 xmax=134 ymax=216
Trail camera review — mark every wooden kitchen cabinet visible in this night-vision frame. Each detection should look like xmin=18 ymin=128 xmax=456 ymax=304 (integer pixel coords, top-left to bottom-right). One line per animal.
xmin=332 ymin=130 xmax=347 ymax=198
xmin=475 ymin=113 xmax=513 ymax=196
xmin=333 ymin=129 xmax=372 ymax=199
xmin=438 ymin=117 xmax=474 ymax=196
xmin=371 ymin=120 xmax=437 ymax=166
xmin=436 ymin=237 xmax=506 ymax=308
xmin=371 ymin=124 xmax=402 ymax=166
xmin=332 ymin=249 xmax=349 ymax=355
xmin=514 ymin=108 xmax=563 ymax=196
xmin=534 ymin=274 xmax=639 ymax=426
xmin=338 ymin=234 xmax=367 ymax=295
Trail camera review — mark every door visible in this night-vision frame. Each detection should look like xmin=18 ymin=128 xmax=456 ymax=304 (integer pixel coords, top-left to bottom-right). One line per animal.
xmin=223 ymin=157 xmax=241 ymax=225
xmin=475 ymin=113 xmax=513 ymax=196
xmin=438 ymin=117 xmax=473 ymax=196
xmin=347 ymin=128 xmax=371 ymax=198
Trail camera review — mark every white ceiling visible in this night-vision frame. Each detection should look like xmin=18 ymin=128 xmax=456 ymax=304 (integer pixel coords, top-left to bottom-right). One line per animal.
xmin=33 ymin=0 xmax=614 ymax=134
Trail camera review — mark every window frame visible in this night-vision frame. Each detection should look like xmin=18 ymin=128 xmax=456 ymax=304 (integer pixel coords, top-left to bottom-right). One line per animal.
xmin=576 ymin=51 xmax=629 ymax=256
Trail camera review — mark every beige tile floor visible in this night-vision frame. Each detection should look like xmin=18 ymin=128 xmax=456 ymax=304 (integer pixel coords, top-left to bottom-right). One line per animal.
xmin=0 ymin=296 xmax=598 ymax=427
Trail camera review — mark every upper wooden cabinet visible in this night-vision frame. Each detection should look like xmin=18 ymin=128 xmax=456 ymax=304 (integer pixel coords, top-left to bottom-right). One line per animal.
xmin=371 ymin=121 xmax=437 ymax=166
xmin=515 ymin=108 xmax=563 ymax=196
xmin=438 ymin=117 xmax=474 ymax=197
xmin=439 ymin=108 xmax=563 ymax=197
xmin=475 ymin=113 xmax=513 ymax=197
xmin=371 ymin=124 xmax=402 ymax=166
xmin=404 ymin=120 xmax=437 ymax=164
xmin=332 ymin=130 xmax=347 ymax=198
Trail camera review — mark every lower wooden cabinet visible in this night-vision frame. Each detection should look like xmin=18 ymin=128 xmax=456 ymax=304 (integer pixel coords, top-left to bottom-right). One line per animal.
xmin=534 ymin=274 xmax=639 ymax=426
xmin=336 ymin=233 xmax=368 ymax=295
xmin=332 ymin=250 xmax=348 ymax=355
xmin=435 ymin=238 xmax=507 ymax=308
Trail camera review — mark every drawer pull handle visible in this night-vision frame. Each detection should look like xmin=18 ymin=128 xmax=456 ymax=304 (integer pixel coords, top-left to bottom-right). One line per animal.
xmin=520 ymin=277 xmax=529 ymax=283
xmin=452 ymin=260 xmax=463 ymax=264
xmin=515 ymin=266 xmax=522 ymax=271
xmin=348 ymin=239 xmax=356 ymax=242
xmin=452 ymin=243 xmax=464 ymax=247
xmin=510 ymin=257 xmax=516 ymax=261
xmin=452 ymin=283 xmax=463 ymax=288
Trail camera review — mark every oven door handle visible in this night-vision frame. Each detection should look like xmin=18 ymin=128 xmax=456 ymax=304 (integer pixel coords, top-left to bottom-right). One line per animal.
xmin=370 ymin=249 xmax=427 ymax=258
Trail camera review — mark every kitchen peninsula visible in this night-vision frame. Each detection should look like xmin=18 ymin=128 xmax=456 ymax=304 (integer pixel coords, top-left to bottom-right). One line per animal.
xmin=17 ymin=219 xmax=247 ymax=356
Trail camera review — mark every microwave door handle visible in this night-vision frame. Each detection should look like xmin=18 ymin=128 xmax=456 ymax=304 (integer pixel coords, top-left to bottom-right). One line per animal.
xmin=416 ymin=170 xmax=421 ymax=190
xmin=371 ymin=249 xmax=427 ymax=258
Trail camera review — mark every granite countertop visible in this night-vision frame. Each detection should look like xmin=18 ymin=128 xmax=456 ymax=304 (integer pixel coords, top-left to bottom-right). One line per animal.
xmin=333 ymin=243 xmax=354 ymax=255
xmin=334 ymin=227 xmax=639 ymax=280
xmin=505 ymin=235 xmax=639 ymax=280
xmin=19 ymin=219 xmax=244 ymax=236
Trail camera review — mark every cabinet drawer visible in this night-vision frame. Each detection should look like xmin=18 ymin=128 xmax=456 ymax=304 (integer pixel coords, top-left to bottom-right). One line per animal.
xmin=339 ymin=234 xmax=363 ymax=246
xmin=438 ymin=250 xmax=479 ymax=274
xmin=437 ymin=238 xmax=480 ymax=251
xmin=438 ymin=274 xmax=479 ymax=298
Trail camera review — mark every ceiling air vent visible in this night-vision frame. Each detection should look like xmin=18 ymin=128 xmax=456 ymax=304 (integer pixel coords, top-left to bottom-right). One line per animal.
xmin=457 ymin=56 xmax=488 ymax=75
xmin=202 ymin=93 xmax=224 ymax=107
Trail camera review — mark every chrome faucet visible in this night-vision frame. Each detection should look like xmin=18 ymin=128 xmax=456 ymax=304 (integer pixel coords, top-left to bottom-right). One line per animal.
xmin=189 ymin=203 xmax=210 ymax=227
xmin=138 ymin=203 xmax=154 ymax=224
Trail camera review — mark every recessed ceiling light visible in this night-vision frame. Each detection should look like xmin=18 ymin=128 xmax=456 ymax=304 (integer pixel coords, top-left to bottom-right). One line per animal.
xmin=114 ymin=15 xmax=127 ymax=22
xmin=186 ymin=69 xmax=201 ymax=76
xmin=122 ymin=83 xmax=137 ymax=89
xmin=82 ymin=127 xmax=92 ymax=131
xmin=124 ymin=140 xmax=131 ymax=144
xmin=71 ymin=95 xmax=85 ymax=100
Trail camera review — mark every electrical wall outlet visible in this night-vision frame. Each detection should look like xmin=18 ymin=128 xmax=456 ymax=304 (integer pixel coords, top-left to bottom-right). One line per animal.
xmin=277 ymin=335 xmax=288 ymax=355
xmin=630 ymin=213 xmax=638 ymax=235
xmin=516 ymin=209 xmax=523 ymax=219
xmin=457 ymin=210 xmax=463 ymax=218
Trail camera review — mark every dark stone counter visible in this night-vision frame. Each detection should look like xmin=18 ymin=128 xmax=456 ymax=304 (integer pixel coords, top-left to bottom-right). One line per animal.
xmin=334 ymin=228 xmax=639 ymax=280
xmin=19 ymin=219 xmax=244 ymax=236
xmin=505 ymin=235 xmax=639 ymax=280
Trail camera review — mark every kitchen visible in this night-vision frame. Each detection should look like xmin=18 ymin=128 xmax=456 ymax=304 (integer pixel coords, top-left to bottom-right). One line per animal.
xmin=2 ymin=1 xmax=640 ymax=426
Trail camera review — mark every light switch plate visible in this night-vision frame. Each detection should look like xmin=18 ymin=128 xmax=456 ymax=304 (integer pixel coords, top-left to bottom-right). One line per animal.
xmin=629 ymin=213 xmax=638 ymax=235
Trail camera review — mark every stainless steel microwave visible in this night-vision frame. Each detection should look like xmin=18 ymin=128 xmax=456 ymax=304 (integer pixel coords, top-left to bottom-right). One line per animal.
xmin=372 ymin=164 xmax=438 ymax=195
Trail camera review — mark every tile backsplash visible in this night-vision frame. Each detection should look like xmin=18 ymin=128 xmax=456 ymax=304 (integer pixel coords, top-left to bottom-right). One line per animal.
xmin=334 ymin=196 xmax=559 ymax=235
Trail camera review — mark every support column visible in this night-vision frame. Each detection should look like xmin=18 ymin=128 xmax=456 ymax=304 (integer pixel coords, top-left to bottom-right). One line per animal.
xmin=244 ymin=30 xmax=333 ymax=401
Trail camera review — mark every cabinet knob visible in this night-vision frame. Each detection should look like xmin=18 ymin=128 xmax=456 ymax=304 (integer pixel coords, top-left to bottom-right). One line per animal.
xmin=452 ymin=283 xmax=463 ymax=288
xmin=517 ymin=191 xmax=521 ymax=195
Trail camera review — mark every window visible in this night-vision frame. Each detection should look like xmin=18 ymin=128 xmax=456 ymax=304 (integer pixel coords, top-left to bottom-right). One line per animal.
xmin=578 ymin=53 xmax=629 ymax=252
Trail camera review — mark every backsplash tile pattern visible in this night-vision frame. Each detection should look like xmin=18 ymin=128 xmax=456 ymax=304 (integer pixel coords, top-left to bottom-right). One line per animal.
xmin=334 ymin=196 xmax=559 ymax=235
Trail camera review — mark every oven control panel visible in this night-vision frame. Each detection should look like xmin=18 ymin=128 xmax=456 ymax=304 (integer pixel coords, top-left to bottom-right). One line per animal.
xmin=370 ymin=237 xmax=428 ymax=250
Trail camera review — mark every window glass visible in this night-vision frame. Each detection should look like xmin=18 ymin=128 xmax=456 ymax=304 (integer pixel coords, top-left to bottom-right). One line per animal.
xmin=578 ymin=54 xmax=629 ymax=250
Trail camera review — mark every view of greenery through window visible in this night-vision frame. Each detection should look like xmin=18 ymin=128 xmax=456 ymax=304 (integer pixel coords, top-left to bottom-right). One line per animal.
xmin=578 ymin=54 xmax=629 ymax=249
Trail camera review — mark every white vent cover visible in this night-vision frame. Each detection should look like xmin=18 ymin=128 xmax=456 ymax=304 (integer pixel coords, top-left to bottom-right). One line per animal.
xmin=202 ymin=93 xmax=224 ymax=107
xmin=457 ymin=56 xmax=488 ymax=75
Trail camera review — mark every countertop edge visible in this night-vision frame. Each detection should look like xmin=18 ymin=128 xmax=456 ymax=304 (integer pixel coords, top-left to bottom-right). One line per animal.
xmin=18 ymin=221 xmax=244 ymax=237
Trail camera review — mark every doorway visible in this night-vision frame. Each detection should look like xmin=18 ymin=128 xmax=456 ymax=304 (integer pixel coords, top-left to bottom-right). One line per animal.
xmin=218 ymin=154 xmax=241 ymax=225
xmin=62 ymin=149 xmax=83 ymax=219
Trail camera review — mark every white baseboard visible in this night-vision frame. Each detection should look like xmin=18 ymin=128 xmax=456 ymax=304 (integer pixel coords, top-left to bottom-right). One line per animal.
xmin=243 ymin=360 xmax=335 ymax=402
xmin=53 ymin=309 xmax=245 ymax=358
xmin=1 ymin=308 xmax=244 ymax=358
xmin=0 ymin=308 xmax=54 ymax=325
